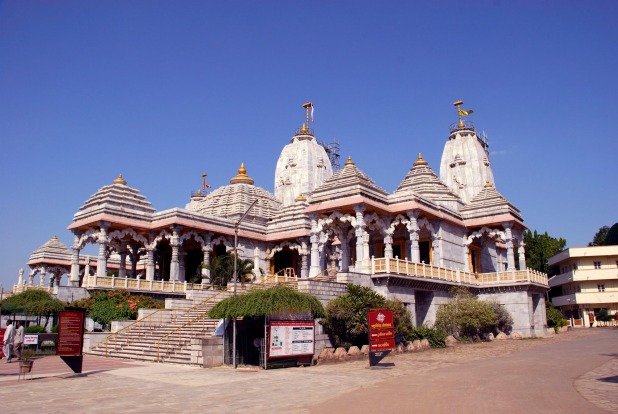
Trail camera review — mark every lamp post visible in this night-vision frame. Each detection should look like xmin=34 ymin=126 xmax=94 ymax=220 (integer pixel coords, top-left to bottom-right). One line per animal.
xmin=232 ymin=199 xmax=258 ymax=369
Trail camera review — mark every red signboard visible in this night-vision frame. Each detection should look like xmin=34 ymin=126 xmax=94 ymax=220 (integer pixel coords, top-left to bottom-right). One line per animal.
xmin=57 ymin=310 xmax=85 ymax=356
xmin=0 ymin=328 xmax=5 ymax=358
xmin=368 ymin=309 xmax=394 ymax=331
xmin=369 ymin=329 xmax=395 ymax=341
xmin=369 ymin=338 xmax=396 ymax=352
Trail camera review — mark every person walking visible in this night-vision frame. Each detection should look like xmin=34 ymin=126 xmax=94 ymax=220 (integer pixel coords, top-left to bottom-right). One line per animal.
xmin=3 ymin=320 xmax=15 ymax=362
xmin=13 ymin=321 xmax=24 ymax=359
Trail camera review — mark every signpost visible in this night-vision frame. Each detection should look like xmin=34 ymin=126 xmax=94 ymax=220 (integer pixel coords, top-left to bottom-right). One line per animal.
xmin=368 ymin=308 xmax=395 ymax=367
xmin=57 ymin=309 xmax=86 ymax=373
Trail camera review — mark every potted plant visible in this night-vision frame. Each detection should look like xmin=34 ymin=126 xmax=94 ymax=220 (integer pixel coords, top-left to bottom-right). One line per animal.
xmin=18 ymin=349 xmax=36 ymax=374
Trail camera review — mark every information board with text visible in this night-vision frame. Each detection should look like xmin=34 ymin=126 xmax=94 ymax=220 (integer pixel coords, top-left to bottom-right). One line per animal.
xmin=268 ymin=320 xmax=315 ymax=358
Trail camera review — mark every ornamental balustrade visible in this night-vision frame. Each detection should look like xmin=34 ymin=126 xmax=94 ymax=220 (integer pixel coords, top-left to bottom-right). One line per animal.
xmin=371 ymin=256 xmax=548 ymax=287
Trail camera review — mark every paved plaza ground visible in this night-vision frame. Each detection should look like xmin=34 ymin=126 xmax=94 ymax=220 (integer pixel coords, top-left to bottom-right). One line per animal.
xmin=0 ymin=328 xmax=615 ymax=413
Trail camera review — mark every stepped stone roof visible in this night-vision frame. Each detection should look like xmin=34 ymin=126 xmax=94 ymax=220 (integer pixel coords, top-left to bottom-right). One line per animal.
xmin=310 ymin=157 xmax=388 ymax=204
xmin=27 ymin=235 xmax=72 ymax=265
xmin=460 ymin=181 xmax=522 ymax=221
xmin=186 ymin=165 xmax=281 ymax=225
xmin=73 ymin=175 xmax=155 ymax=223
xmin=390 ymin=153 xmax=463 ymax=212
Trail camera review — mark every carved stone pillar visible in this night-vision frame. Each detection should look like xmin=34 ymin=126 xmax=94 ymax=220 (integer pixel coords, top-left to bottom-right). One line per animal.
xmin=265 ymin=255 xmax=271 ymax=276
xmin=300 ymin=240 xmax=309 ymax=278
xmin=118 ymin=240 xmax=128 ymax=279
xmin=384 ymin=234 xmax=394 ymax=259
xmin=178 ymin=249 xmax=186 ymax=282
xmin=28 ymin=269 xmax=35 ymax=286
xmin=146 ymin=248 xmax=155 ymax=281
xmin=340 ymin=233 xmax=350 ymax=272
xmin=84 ymin=257 xmax=91 ymax=281
xmin=407 ymin=211 xmax=420 ymax=263
xmin=503 ymin=223 xmax=516 ymax=271
xmin=18 ymin=268 xmax=24 ymax=286
xmin=354 ymin=205 xmax=365 ymax=272
xmin=518 ymin=239 xmax=527 ymax=270
xmin=97 ymin=223 xmax=110 ymax=278
xmin=309 ymin=215 xmax=321 ymax=276
xmin=362 ymin=230 xmax=371 ymax=273
xmin=202 ymin=245 xmax=212 ymax=284
xmin=432 ymin=237 xmax=441 ymax=266
xmin=39 ymin=265 xmax=46 ymax=286
xmin=169 ymin=225 xmax=182 ymax=281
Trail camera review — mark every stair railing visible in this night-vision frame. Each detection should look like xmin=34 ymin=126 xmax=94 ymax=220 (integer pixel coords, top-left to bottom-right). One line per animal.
xmin=104 ymin=288 xmax=229 ymax=357
xmin=155 ymin=288 xmax=233 ymax=363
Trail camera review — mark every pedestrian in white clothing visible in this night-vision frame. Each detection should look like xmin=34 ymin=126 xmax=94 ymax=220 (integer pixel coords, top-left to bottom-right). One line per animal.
xmin=3 ymin=320 xmax=15 ymax=362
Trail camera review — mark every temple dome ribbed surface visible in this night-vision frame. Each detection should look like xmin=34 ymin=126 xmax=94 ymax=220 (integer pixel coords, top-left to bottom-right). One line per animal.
xmin=27 ymin=235 xmax=72 ymax=265
xmin=310 ymin=158 xmax=388 ymax=204
xmin=73 ymin=176 xmax=155 ymax=223
xmin=274 ymin=130 xmax=333 ymax=206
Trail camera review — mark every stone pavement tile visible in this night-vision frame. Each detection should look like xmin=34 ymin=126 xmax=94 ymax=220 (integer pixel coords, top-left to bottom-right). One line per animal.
xmin=575 ymin=357 xmax=618 ymax=413
xmin=0 ymin=329 xmax=614 ymax=414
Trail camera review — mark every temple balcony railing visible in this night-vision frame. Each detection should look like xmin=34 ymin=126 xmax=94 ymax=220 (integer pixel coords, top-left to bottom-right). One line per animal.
xmin=82 ymin=275 xmax=206 ymax=293
xmin=12 ymin=284 xmax=55 ymax=294
xmin=371 ymin=257 xmax=548 ymax=288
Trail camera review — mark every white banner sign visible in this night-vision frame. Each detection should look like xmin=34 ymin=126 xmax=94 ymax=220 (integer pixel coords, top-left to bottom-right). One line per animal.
xmin=268 ymin=320 xmax=315 ymax=358
xmin=24 ymin=334 xmax=38 ymax=345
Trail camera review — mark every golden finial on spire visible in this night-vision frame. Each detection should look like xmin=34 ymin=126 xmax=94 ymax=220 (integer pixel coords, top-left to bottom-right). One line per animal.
xmin=413 ymin=153 xmax=428 ymax=167
xmin=454 ymin=100 xmax=474 ymax=129
xmin=344 ymin=156 xmax=355 ymax=166
xmin=295 ymin=193 xmax=306 ymax=202
xmin=230 ymin=163 xmax=255 ymax=185
xmin=484 ymin=180 xmax=492 ymax=188
xmin=113 ymin=174 xmax=127 ymax=185
xmin=52 ymin=234 xmax=58 ymax=240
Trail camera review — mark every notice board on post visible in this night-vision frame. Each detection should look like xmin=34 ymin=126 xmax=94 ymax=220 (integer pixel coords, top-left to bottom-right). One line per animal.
xmin=57 ymin=309 xmax=86 ymax=373
xmin=367 ymin=308 xmax=395 ymax=367
xmin=267 ymin=320 xmax=315 ymax=359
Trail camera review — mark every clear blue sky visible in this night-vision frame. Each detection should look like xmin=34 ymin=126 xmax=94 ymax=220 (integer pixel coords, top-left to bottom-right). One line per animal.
xmin=1 ymin=0 xmax=617 ymax=290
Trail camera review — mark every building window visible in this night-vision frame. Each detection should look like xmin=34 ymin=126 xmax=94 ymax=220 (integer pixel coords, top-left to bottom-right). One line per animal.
xmin=577 ymin=285 xmax=581 ymax=292
xmin=594 ymin=261 xmax=601 ymax=269
xmin=597 ymin=284 xmax=605 ymax=292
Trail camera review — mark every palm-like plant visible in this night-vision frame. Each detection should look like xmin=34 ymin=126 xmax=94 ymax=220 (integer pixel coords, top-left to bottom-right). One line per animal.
xmin=205 ymin=254 xmax=255 ymax=288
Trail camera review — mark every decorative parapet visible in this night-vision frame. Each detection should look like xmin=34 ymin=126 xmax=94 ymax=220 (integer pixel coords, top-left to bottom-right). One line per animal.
xmin=371 ymin=256 xmax=548 ymax=287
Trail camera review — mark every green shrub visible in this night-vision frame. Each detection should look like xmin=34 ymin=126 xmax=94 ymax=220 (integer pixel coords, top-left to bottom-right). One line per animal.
xmin=25 ymin=325 xmax=46 ymax=333
xmin=51 ymin=324 xmax=59 ymax=333
xmin=321 ymin=285 xmax=413 ymax=349
xmin=435 ymin=287 xmax=513 ymax=338
xmin=73 ymin=290 xmax=164 ymax=327
xmin=408 ymin=325 xmax=446 ymax=348
xmin=596 ymin=309 xmax=614 ymax=323
xmin=546 ymin=304 xmax=568 ymax=332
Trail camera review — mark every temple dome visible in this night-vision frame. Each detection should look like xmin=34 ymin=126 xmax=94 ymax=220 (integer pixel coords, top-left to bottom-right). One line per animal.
xmin=186 ymin=164 xmax=281 ymax=225
xmin=73 ymin=175 xmax=155 ymax=223
xmin=27 ymin=235 xmax=72 ymax=266
xmin=274 ymin=129 xmax=333 ymax=206
xmin=440 ymin=128 xmax=495 ymax=203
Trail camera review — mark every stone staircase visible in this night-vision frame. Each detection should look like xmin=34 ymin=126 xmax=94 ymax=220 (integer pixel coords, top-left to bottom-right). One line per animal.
xmin=86 ymin=281 xmax=300 ymax=366
xmin=87 ymin=289 xmax=233 ymax=365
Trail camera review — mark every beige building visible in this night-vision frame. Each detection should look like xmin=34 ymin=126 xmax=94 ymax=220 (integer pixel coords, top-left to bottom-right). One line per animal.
xmin=548 ymin=245 xmax=618 ymax=326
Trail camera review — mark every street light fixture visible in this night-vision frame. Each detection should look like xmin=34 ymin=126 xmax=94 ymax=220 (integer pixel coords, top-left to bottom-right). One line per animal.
xmin=232 ymin=198 xmax=258 ymax=369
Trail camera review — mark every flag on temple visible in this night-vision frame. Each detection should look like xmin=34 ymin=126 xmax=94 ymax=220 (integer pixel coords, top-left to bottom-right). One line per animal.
xmin=458 ymin=108 xmax=473 ymax=116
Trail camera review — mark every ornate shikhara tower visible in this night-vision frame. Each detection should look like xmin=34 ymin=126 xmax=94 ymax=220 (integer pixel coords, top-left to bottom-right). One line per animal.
xmin=274 ymin=102 xmax=333 ymax=206
xmin=439 ymin=100 xmax=495 ymax=203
